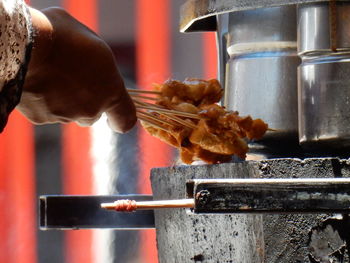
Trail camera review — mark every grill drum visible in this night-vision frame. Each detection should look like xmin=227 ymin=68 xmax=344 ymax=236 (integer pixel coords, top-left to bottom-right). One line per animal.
xmin=298 ymin=1 xmax=350 ymax=149
xmin=221 ymin=6 xmax=300 ymax=154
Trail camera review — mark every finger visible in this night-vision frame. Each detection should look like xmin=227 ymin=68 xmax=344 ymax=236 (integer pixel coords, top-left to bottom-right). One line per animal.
xmin=106 ymin=89 xmax=137 ymax=133
xmin=76 ymin=115 xmax=101 ymax=127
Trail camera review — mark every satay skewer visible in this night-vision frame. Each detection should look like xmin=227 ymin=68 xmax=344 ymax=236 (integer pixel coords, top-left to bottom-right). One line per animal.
xmin=126 ymin=88 xmax=161 ymax=95
xmin=133 ymin=99 xmax=201 ymax=118
xmin=101 ymin=199 xmax=195 ymax=212
xmin=136 ymin=113 xmax=173 ymax=133
xmin=137 ymin=110 xmax=196 ymax=129
xmin=136 ymin=105 xmax=201 ymax=119
xmin=160 ymin=113 xmax=197 ymax=129
xmin=136 ymin=101 xmax=279 ymax=132
xmin=137 ymin=110 xmax=177 ymax=127
xmin=133 ymin=99 xmax=202 ymax=120
xmin=133 ymin=98 xmax=154 ymax=107
xmin=129 ymin=94 xmax=158 ymax=101
xmin=130 ymin=91 xmax=280 ymax=133
xmin=135 ymin=99 xmax=198 ymax=129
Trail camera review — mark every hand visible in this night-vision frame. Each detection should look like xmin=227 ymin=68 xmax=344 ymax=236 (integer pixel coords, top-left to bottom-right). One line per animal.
xmin=18 ymin=7 xmax=136 ymax=133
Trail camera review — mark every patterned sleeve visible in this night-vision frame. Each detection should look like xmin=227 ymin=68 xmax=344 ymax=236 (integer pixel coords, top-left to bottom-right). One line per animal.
xmin=0 ymin=0 xmax=32 ymax=132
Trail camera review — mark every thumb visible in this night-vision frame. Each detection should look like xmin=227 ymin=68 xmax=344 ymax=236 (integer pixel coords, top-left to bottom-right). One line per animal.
xmin=106 ymin=89 xmax=137 ymax=133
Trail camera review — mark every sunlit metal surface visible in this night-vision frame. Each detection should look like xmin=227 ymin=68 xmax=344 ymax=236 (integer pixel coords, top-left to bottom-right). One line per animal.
xmin=180 ymin=0 xmax=330 ymax=32
xmin=298 ymin=2 xmax=350 ymax=149
xmin=224 ymin=6 xmax=299 ymax=148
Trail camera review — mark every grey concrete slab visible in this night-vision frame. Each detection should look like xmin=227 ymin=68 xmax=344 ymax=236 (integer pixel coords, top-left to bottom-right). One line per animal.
xmin=151 ymin=158 xmax=350 ymax=263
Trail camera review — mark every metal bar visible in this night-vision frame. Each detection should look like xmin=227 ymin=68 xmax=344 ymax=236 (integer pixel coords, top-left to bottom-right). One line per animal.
xmin=40 ymin=195 xmax=155 ymax=230
xmin=188 ymin=178 xmax=350 ymax=213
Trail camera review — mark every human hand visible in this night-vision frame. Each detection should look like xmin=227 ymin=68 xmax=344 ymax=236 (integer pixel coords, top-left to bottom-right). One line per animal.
xmin=18 ymin=7 xmax=136 ymax=133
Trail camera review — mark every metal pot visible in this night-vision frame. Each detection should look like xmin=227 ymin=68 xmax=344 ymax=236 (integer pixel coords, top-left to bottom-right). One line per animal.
xmin=222 ymin=6 xmax=300 ymax=151
xmin=298 ymin=1 xmax=350 ymax=150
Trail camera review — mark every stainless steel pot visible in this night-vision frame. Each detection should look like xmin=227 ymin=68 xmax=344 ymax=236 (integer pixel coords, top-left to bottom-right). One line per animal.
xmin=298 ymin=1 xmax=350 ymax=149
xmin=223 ymin=6 xmax=300 ymax=148
xmin=182 ymin=0 xmax=350 ymax=154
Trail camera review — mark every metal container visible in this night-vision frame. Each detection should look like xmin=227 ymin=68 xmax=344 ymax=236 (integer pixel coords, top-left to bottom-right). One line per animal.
xmin=223 ymin=6 xmax=300 ymax=151
xmin=217 ymin=13 xmax=229 ymax=89
xmin=181 ymin=0 xmax=350 ymax=153
xmin=298 ymin=1 xmax=350 ymax=149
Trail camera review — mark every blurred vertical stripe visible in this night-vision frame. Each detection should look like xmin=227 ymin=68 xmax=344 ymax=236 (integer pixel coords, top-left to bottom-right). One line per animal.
xmin=61 ymin=124 xmax=93 ymax=263
xmin=35 ymin=125 xmax=64 ymax=263
xmin=0 ymin=111 xmax=36 ymax=263
xmin=62 ymin=0 xmax=98 ymax=32
xmin=61 ymin=1 xmax=97 ymax=263
xmin=136 ymin=0 xmax=172 ymax=262
xmin=203 ymin=32 xmax=218 ymax=79
xmin=135 ymin=0 xmax=172 ymax=195
xmin=0 ymin=2 xmax=36 ymax=263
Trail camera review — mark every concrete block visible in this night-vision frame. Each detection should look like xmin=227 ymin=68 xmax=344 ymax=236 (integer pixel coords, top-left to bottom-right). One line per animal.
xmin=151 ymin=158 xmax=350 ymax=263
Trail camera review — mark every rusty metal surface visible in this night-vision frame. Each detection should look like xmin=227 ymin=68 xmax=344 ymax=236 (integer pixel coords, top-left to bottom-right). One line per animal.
xmin=189 ymin=178 xmax=350 ymax=213
xmin=180 ymin=0 xmax=333 ymax=32
xmin=40 ymin=195 xmax=155 ymax=230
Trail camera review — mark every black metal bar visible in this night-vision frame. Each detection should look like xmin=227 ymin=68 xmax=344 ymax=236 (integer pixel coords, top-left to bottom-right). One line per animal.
xmin=40 ymin=195 xmax=155 ymax=230
xmin=189 ymin=178 xmax=350 ymax=214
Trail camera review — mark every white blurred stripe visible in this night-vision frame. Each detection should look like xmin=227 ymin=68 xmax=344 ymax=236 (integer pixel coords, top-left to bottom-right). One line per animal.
xmin=91 ymin=114 xmax=114 ymax=194
xmin=91 ymin=114 xmax=114 ymax=263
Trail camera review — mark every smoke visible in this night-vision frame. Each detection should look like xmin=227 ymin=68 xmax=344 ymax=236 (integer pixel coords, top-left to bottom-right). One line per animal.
xmin=90 ymin=107 xmax=143 ymax=263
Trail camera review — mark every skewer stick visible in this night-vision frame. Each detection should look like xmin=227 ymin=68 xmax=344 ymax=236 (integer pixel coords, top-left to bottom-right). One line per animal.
xmin=101 ymin=199 xmax=195 ymax=212
xmin=160 ymin=113 xmax=197 ymax=129
xmin=127 ymin=89 xmax=161 ymax=95
xmin=136 ymin=113 xmax=172 ymax=133
xmin=137 ymin=102 xmax=196 ymax=129
xmin=134 ymin=99 xmax=206 ymax=122
xmin=136 ymin=105 xmax=201 ymax=119
xmin=137 ymin=110 xmax=176 ymax=127
xmin=133 ymin=98 xmax=152 ymax=105
xmin=133 ymin=98 xmax=165 ymax=109
xmin=133 ymin=99 xmax=201 ymax=120
xmin=129 ymin=94 xmax=158 ymax=101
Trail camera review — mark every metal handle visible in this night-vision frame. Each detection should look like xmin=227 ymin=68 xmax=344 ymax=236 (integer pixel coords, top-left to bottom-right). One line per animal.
xmin=187 ymin=178 xmax=350 ymax=214
xmin=40 ymin=195 xmax=155 ymax=230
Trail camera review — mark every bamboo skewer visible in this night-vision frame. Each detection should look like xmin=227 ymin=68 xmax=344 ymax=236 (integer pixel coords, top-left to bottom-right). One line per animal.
xmin=136 ymin=102 xmax=279 ymax=132
xmin=133 ymin=98 xmax=165 ymax=110
xmin=129 ymin=91 xmax=280 ymax=132
xmin=101 ymin=199 xmax=195 ymax=212
xmin=134 ymin=99 xmax=200 ymax=123
xmin=129 ymin=94 xmax=158 ymax=101
xmin=138 ymin=110 xmax=196 ymax=129
xmin=136 ymin=104 xmax=279 ymax=132
xmin=133 ymin=99 xmax=201 ymax=119
xmin=137 ymin=110 xmax=176 ymax=127
xmin=133 ymin=98 xmax=153 ymax=107
xmin=126 ymin=88 xmax=161 ymax=95
xmin=136 ymin=99 xmax=197 ymax=129
xmin=136 ymin=105 xmax=201 ymax=119
xmin=136 ymin=113 xmax=172 ymax=133
xmin=160 ymin=113 xmax=197 ymax=129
